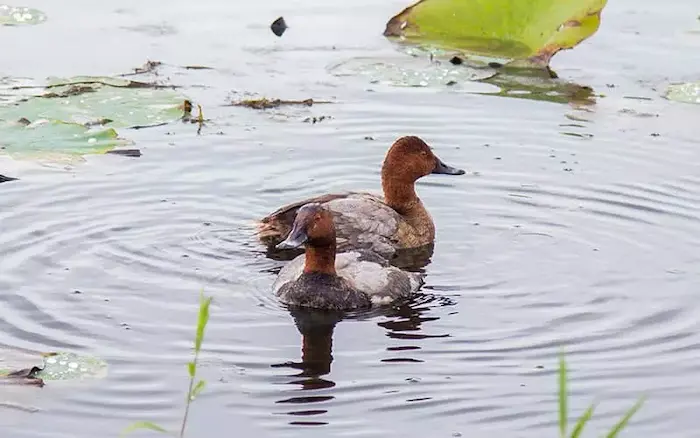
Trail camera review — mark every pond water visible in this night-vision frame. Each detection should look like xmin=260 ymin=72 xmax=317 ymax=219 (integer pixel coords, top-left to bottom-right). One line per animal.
xmin=1 ymin=0 xmax=699 ymax=437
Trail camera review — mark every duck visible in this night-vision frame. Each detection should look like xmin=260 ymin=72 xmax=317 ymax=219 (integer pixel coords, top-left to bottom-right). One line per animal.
xmin=257 ymin=135 xmax=465 ymax=259
xmin=272 ymin=203 xmax=424 ymax=311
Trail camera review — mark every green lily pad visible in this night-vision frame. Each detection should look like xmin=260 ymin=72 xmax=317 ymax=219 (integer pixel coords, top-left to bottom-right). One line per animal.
xmin=36 ymin=352 xmax=107 ymax=381
xmin=664 ymin=82 xmax=700 ymax=105
xmin=0 ymin=76 xmax=188 ymax=158
xmin=0 ymin=4 xmax=47 ymax=25
xmin=0 ymin=119 xmax=128 ymax=157
xmin=383 ymin=0 xmax=608 ymax=69
xmin=0 ymin=351 xmax=107 ymax=386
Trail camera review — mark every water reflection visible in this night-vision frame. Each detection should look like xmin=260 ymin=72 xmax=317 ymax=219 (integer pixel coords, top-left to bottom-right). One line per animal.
xmin=478 ymin=69 xmax=597 ymax=106
xmin=271 ymin=294 xmax=454 ymax=425
xmin=271 ymin=307 xmax=342 ymax=426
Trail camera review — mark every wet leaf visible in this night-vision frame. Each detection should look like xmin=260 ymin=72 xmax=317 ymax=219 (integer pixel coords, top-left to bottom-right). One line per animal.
xmin=120 ymin=421 xmax=170 ymax=437
xmin=34 ymin=351 xmax=107 ymax=381
xmin=0 ymin=351 xmax=106 ymax=385
xmin=0 ymin=76 xmax=188 ymax=158
xmin=0 ymin=5 xmax=47 ymax=26
xmin=664 ymin=82 xmax=700 ymax=105
xmin=383 ymin=0 xmax=608 ymax=68
xmin=0 ymin=119 xmax=127 ymax=158
xmin=0 ymin=349 xmax=46 ymax=386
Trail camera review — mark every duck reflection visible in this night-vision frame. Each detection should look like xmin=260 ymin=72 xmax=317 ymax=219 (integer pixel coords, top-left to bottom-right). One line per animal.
xmin=271 ymin=292 xmax=454 ymax=426
xmin=272 ymin=307 xmax=343 ymax=399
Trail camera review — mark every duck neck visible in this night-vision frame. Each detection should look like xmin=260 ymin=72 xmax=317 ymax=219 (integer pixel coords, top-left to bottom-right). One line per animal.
xmin=382 ymin=176 xmax=435 ymax=240
xmin=303 ymin=240 xmax=337 ymax=275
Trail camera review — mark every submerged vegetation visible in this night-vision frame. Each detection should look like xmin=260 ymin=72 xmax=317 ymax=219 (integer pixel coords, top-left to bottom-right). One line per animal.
xmin=121 ymin=291 xmax=212 ymax=438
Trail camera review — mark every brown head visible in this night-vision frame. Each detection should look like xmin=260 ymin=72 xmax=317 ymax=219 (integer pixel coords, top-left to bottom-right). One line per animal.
xmin=381 ymin=136 xmax=465 ymax=211
xmin=276 ymin=204 xmax=337 ymax=274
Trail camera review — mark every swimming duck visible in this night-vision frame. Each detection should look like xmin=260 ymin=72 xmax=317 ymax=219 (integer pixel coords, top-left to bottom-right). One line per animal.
xmin=272 ymin=203 xmax=424 ymax=310
xmin=258 ymin=136 xmax=465 ymax=259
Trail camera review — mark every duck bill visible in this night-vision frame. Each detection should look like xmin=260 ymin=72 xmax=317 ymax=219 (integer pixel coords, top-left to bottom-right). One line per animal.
xmin=432 ymin=157 xmax=465 ymax=175
xmin=276 ymin=226 xmax=309 ymax=250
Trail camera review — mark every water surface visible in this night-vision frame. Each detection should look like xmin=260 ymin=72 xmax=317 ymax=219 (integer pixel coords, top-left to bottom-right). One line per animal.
xmin=1 ymin=1 xmax=699 ymax=437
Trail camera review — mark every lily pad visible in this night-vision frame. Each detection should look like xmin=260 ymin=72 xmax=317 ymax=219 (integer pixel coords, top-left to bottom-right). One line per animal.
xmin=0 ymin=4 xmax=46 ymax=25
xmin=329 ymin=53 xmax=496 ymax=88
xmin=664 ymin=82 xmax=700 ymax=105
xmin=0 ymin=351 xmax=107 ymax=386
xmin=0 ymin=76 xmax=188 ymax=158
xmin=383 ymin=0 xmax=608 ymax=69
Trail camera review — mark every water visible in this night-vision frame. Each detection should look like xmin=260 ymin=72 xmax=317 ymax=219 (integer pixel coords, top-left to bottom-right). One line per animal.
xmin=0 ymin=0 xmax=699 ymax=437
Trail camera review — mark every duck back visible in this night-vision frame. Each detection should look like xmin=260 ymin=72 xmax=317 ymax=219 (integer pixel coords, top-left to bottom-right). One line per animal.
xmin=273 ymin=250 xmax=424 ymax=309
xmin=260 ymin=192 xmax=406 ymax=259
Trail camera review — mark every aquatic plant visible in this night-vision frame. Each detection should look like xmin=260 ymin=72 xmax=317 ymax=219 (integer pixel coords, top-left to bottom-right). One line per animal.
xmin=557 ymin=352 xmax=645 ymax=438
xmin=383 ymin=0 xmax=608 ymax=70
xmin=121 ymin=290 xmax=212 ymax=438
xmin=0 ymin=4 xmax=46 ymax=26
xmin=0 ymin=76 xmax=189 ymax=160
xmin=665 ymin=81 xmax=700 ymax=105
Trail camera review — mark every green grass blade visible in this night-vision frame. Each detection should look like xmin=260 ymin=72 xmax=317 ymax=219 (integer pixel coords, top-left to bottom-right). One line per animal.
xmin=195 ymin=292 xmax=212 ymax=353
xmin=187 ymin=361 xmax=195 ymax=378
xmin=191 ymin=379 xmax=207 ymax=400
xmin=120 ymin=421 xmax=170 ymax=437
xmin=570 ymin=403 xmax=596 ymax=438
xmin=558 ymin=353 xmax=568 ymax=438
xmin=605 ymin=396 xmax=646 ymax=438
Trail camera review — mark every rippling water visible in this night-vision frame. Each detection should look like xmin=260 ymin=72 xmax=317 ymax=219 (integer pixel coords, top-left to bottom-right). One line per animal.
xmin=1 ymin=0 xmax=699 ymax=437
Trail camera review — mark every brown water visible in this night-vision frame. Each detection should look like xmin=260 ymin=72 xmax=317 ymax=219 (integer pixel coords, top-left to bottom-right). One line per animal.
xmin=1 ymin=1 xmax=699 ymax=437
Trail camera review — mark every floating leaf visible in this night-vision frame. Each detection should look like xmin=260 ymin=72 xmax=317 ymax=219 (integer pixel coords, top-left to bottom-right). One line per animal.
xmin=35 ymin=352 xmax=107 ymax=381
xmin=0 ymin=351 xmax=106 ymax=385
xmin=0 ymin=4 xmax=47 ymax=26
xmin=329 ymin=53 xmax=496 ymax=88
xmin=383 ymin=0 xmax=608 ymax=68
xmin=0 ymin=76 xmax=188 ymax=158
xmin=0 ymin=119 xmax=127 ymax=158
xmin=664 ymin=82 xmax=700 ymax=105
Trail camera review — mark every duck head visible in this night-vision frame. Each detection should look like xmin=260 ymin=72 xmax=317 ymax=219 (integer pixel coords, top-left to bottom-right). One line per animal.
xmin=381 ymin=136 xmax=465 ymax=183
xmin=276 ymin=203 xmax=336 ymax=250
